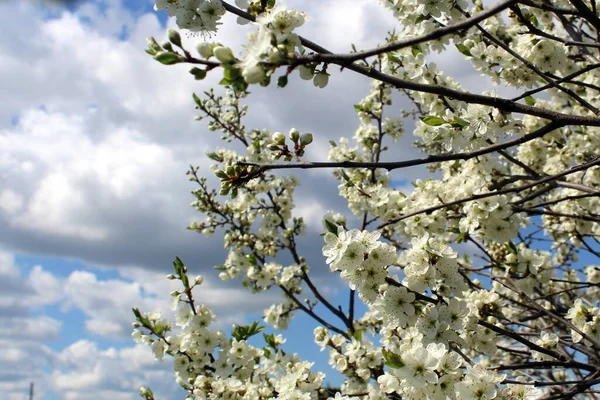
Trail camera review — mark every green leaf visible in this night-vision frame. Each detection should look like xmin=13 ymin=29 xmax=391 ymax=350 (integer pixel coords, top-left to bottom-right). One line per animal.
xmin=190 ymin=67 xmax=207 ymax=80
xmin=323 ymin=219 xmax=338 ymax=235
xmin=455 ymin=231 xmax=468 ymax=243
xmin=382 ymin=349 xmax=405 ymax=369
xmin=231 ymin=79 xmax=249 ymax=93
xmin=219 ymin=77 xmax=232 ymax=86
xmin=353 ymin=329 xmax=363 ymax=342
xmin=246 ymin=253 xmax=258 ymax=266
xmin=524 ymin=95 xmax=536 ymax=106
xmin=263 ymin=347 xmax=271 ymax=358
xmin=223 ymin=67 xmax=241 ymax=81
xmin=154 ymin=52 xmax=184 ymax=65
xmin=263 ymin=333 xmax=277 ymax=349
xmin=450 ymin=118 xmax=470 ymax=128
xmin=192 ymin=93 xmax=202 ymax=107
xmin=267 ymin=0 xmax=276 ymax=7
xmin=447 ymin=227 xmax=461 ymax=234
xmin=173 ymin=257 xmax=185 ymax=275
xmin=420 ymin=116 xmax=446 ymax=126
xmin=455 ymin=44 xmax=472 ymax=57
xmin=415 ymin=15 xmax=429 ymax=24
xmin=506 ymin=241 xmax=518 ymax=255
xmin=387 ymin=54 xmax=402 ymax=65
xmin=132 ymin=308 xmax=142 ymax=319
xmin=329 ymin=140 xmax=337 ymax=147
xmin=232 ymin=321 xmax=265 ymax=341
xmin=411 ymin=45 xmax=423 ymax=56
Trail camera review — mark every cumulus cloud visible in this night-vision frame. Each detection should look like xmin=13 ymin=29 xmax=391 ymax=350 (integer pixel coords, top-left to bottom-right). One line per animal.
xmin=0 ymin=246 xmax=280 ymax=399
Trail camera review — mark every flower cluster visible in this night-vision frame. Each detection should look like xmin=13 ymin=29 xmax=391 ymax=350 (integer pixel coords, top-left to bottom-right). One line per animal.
xmin=155 ymin=0 xmax=226 ymax=34
xmin=323 ymin=228 xmax=395 ymax=303
xmin=566 ymin=299 xmax=600 ymax=344
xmin=134 ymin=267 xmax=325 ymax=400
xmin=138 ymin=0 xmax=600 ymax=399
xmin=241 ymin=4 xmax=308 ymax=84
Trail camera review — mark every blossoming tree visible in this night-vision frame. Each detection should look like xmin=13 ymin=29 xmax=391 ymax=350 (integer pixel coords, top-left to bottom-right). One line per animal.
xmin=132 ymin=0 xmax=600 ymax=399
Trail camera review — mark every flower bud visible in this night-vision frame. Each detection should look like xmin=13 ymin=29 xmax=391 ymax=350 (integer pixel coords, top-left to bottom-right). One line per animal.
xmin=300 ymin=133 xmax=313 ymax=146
xmin=269 ymin=49 xmax=285 ymax=63
xmin=213 ymin=46 xmax=235 ymax=63
xmin=298 ymin=65 xmax=313 ymax=80
xmin=160 ymin=41 xmax=173 ymax=52
xmin=167 ymin=28 xmax=182 ymax=48
xmin=289 ymin=128 xmax=300 ymax=142
xmin=272 ymin=132 xmax=286 ymax=145
xmin=194 ymin=275 xmax=204 ymax=285
xmin=146 ymin=36 xmax=161 ymax=52
xmin=242 ymin=65 xmax=265 ymax=84
xmin=196 ymin=41 xmax=213 ymax=59
xmin=313 ymin=72 xmax=329 ymax=88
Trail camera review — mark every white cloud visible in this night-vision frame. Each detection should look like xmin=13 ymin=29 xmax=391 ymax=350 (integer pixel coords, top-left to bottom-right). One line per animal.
xmin=0 ymin=316 xmax=62 ymax=340
xmin=0 ymin=246 xmax=271 ymax=399
xmin=0 ymin=189 xmax=23 ymax=214
xmin=51 ymin=340 xmax=182 ymax=400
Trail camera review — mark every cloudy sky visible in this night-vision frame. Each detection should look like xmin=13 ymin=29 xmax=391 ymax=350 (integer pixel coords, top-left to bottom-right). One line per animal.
xmin=0 ymin=1 xmax=489 ymax=399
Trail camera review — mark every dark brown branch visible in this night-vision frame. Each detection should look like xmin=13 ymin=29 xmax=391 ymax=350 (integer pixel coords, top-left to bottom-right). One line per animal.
xmin=220 ymin=1 xmax=600 ymax=126
xmin=296 ymin=0 xmax=518 ymax=63
xmin=238 ymin=122 xmax=564 ymax=182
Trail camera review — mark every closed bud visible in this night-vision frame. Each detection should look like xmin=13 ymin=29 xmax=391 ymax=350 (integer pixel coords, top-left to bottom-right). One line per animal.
xmin=277 ymin=75 xmax=288 ymax=88
xmin=242 ymin=65 xmax=265 ymax=84
xmin=300 ymin=133 xmax=313 ymax=146
xmin=213 ymin=46 xmax=235 ymax=63
xmin=298 ymin=65 xmax=313 ymax=80
xmin=194 ymin=276 xmax=204 ymax=285
xmin=269 ymin=49 xmax=285 ymax=63
xmin=272 ymin=132 xmax=286 ymax=145
xmin=215 ymin=169 xmax=228 ymax=179
xmin=146 ymin=36 xmax=162 ymax=52
xmin=161 ymin=41 xmax=173 ymax=52
xmin=167 ymin=28 xmax=182 ymax=48
xmin=289 ymin=128 xmax=300 ymax=142
xmin=196 ymin=41 xmax=213 ymax=58
xmin=313 ymin=71 xmax=329 ymax=88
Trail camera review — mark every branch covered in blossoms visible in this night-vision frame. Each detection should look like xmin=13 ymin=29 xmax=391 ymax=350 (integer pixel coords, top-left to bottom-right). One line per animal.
xmin=133 ymin=0 xmax=600 ymax=399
